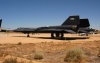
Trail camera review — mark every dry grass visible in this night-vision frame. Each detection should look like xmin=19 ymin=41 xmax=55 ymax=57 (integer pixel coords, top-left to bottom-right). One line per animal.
xmin=34 ymin=51 xmax=43 ymax=60
xmin=64 ymin=47 xmax=86 ymax=63
xmin=17 ymin=42 xmax=22 ymax=45
xmin=0 ymin=49 xmax=8 ymax=57
xmin=3 ymin=57 xmax=17 ymax=63
xmin=0 ymin=41 xmax=100 ymax=63
xmin=98 ymin=48 xmax=100 ymax=57
xmin=3 ymin=57 xmax=33 ymax=63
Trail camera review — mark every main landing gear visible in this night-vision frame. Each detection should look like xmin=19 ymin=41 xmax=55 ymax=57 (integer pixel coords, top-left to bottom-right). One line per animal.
xmin=51 ymin=32 xmax=64 ymax=38
xmin=27 ymin=33 xmax=30 ymax=37
xmin=26 ymin=32 xmax=64 ymax=38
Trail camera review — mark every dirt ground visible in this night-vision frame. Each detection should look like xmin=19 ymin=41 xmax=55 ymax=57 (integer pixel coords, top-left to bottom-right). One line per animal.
xmin=0 ymin=33 xmax=100 ymax=63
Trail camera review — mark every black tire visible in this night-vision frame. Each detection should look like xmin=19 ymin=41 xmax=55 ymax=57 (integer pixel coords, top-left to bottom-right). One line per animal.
xmin=51 ymin=32 xmax=54 ymax=38
xmin=51 ymin=32 xmax=64 ymax=38
xmin=56 ymin=32 xmax=60 ymax=38
xmin=27 ymin=33 xmax=30 ymax=37
xmin=61 ymin=32 xmax=64 ymax=38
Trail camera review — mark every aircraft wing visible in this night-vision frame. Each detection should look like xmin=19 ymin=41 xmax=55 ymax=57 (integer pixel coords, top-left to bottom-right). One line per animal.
xmin=36 ymin=28 xmax=76 ymax=33
xmin=36 ymin=29 xmax=62 ymax=31
xmin=13 ymin=28 xmax=36 ymax=32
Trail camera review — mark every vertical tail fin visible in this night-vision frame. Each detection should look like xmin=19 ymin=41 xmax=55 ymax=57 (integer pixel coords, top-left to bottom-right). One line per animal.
xmin=79 ymin=19 xmax=90 ymax=28
xmin=61 ymin=15 xmax=80 ymax=26
xmin=0 ymin=19 xmax=2 ymax=28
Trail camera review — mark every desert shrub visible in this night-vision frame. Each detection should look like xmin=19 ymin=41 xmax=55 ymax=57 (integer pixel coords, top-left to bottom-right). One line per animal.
xmin=0 ymin=50 xmax=4 ymax=57
xmin=98 ymin=48 xmax=100 ymax=57
xmin=0 ymin=49 xmax=8 ymax=57
xmin=64 ymin=47 xmax=86 ymax=63
xmin=34 ymin=52 xmax=43 ymax=60
xmin=17 ymin=42 xmax=22 ymax=45
xmin=3 ymin=57 xmax=17 ymax=63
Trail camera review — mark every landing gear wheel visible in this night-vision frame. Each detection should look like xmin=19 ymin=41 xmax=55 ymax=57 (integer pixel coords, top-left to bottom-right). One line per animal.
xmin=27 ymin=33 xmax=30 ymax=37
xmin=86 ymin=32 xmax=88 ymax=36
xmin=56 ymin=32 xmax=60 ymax=38
xmin=51 ymin=32 xmax=54 ymax=38
xmin=61 ymin=32 xmax=64 ymax=38
xmin=51 ymin=32 xmax=64 ymax=38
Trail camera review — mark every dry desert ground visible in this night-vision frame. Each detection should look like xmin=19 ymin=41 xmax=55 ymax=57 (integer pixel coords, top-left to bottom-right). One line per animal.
xmin=0 ymin=32 xmax=100 ymax=63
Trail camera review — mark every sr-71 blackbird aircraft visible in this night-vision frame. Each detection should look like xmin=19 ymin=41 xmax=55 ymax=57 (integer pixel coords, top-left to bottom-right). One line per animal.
xmin=13 ymin=15 xmax=95 ymax=38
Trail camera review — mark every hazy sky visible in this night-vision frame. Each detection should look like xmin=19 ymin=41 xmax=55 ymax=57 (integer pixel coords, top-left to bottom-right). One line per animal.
xmin=0 ymin=0 xmax=100 ymax=30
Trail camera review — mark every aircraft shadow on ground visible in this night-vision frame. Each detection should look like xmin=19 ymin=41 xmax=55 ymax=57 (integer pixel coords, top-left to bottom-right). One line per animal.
xmin=13 ymin=36 xmax=88 ymax=40
xmin=34 ymin=37 xmax=88 ymax=40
